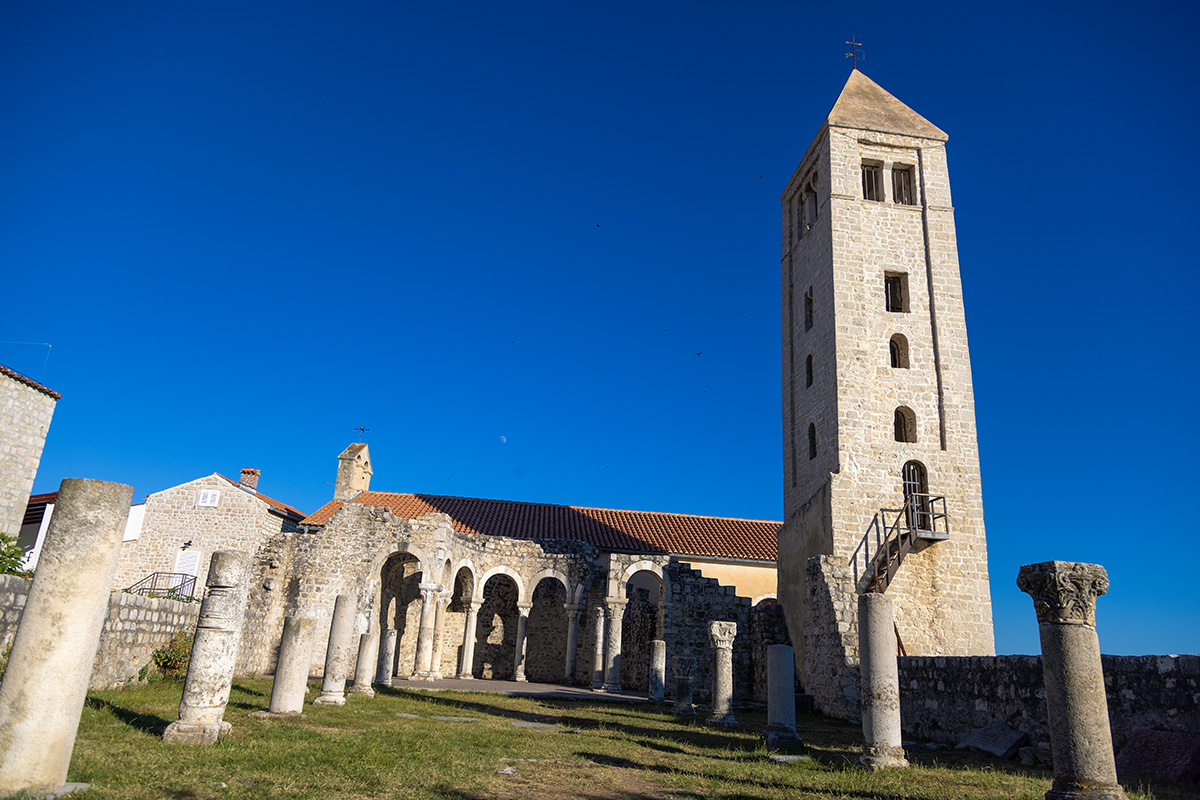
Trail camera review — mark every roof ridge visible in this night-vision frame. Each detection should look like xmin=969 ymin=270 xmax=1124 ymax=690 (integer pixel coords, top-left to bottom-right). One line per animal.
xmin=352 ymin=490 xmax=780 ymax=525
xmin=216 ymin=472 xmax=305 ymax=517
xmin=0 ymin=363 xmax=61 ymax=400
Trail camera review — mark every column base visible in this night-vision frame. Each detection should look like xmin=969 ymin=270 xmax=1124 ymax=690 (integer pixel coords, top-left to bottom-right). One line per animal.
xmin=706 ymin=714 xmax=739 ymax=731
xmin=429 ymin=671 xmax=443 ymax=680
xmin=514 ymin=674 xmax=527 ymax=682
xmin=373 ymin=678 xmax=394 ymax=688
xmin=860 ymin=743 xmax=908 ymax=771
xmin=408 ymin=672 xmax=438 ymax=682
xmin=456 ymin=673 xmax=474 ymax=680
xmin=163 ymin=719 xmax=230 ymax=745
xmin=672 ymin=702 xmax=697 ymax=716
xmin=348 ymin=685 xmax=375 ymax=698
xmin=1046 ymin=781 xmax=1128 ymax=800
xmin=602 ymin=682 xmax=622 ymax=693
xmin=313 ymin=693 xmax=346 ymax=706
xmin=764 ymin=725 xmax=803 ymax=748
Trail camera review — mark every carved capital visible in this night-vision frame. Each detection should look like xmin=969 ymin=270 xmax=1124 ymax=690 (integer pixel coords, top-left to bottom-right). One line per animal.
xmin=1017 ymin=561 xmax=1109 ymax=627
xmin=516 ymin=602 xmax=532 ymax=616
xmin=672 ymin=655 xmax=697 ymax=678
xmin=708 ymin=620 xmax=737 ymax=649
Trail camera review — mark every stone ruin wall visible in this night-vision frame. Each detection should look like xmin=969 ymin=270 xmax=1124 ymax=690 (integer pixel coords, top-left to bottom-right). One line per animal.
xmin=0 ymin=371 xmax=56 ymax=542
xmin=0 ymin=574 xmax=200 ymax=690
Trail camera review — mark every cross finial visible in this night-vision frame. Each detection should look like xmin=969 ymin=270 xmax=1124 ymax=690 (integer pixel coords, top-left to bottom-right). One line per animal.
xmin=355 ymin=425 xmax=369 ymax=442
xmin=845 ymin=36 xmax=864 ymax=71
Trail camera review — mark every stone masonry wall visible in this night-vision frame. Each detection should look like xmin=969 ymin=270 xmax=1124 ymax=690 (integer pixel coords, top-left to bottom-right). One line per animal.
xmin=0 ymin=574 xmax=200 ymax=690
xmin=0 ymin=370 xmax=56 ymax=541
xmin=898 ymin=654 xmax=1200 ymax=751
xmin=803 ymin=555 xmax=860 ymax=720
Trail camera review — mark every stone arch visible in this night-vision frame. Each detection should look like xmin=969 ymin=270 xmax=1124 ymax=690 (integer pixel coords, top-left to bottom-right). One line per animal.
xmin=525 ymin=574 xmax=569 ymax=683
xmin=475 ymin=565 xmax=525 ymax=604
xmin=618 ymin=560 xmax=669 ymax=601
xmin=753 ymin=593 xmax=778 ymax=606
xmin=572 ymin=583 xmax=587 ymax=606
xmin=377 ymin=550 xmax=426 ymax=680
xmin=369 ymin=542 xmax=434 ymax=582
xmin=473 ymin=571 xmax=520 ymax=680
xmin=618 ymin=561 xmax=668 ymax=692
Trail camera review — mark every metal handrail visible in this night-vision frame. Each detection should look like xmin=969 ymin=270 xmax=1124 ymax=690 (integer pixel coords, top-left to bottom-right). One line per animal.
xmin=126 ymin=572 xmax=197 ymax=599
xmin=850 ymin=494 xmax=948 ymax=590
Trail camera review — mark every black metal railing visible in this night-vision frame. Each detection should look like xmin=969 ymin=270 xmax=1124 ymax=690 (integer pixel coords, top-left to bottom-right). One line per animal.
xmin=850 ymin=494 xmax=949 ymax=593
xmin=126 ymin=572 xmax=197 ymax=600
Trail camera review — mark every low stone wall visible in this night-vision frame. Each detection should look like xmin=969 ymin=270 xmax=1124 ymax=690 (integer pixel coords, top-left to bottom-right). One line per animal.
xmin=899 ymin=653 xmax=1200 ymax=750
xmin=0 ymin=574 xmax=200 ymax=690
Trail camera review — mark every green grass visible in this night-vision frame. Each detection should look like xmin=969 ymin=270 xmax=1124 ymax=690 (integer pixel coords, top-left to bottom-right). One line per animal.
xmin=57 ymin=679 xmax=1191 ymax=800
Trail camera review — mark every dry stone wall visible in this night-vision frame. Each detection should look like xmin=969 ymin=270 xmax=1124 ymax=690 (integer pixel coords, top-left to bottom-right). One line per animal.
xmin=0 ymin=575 xmax=200 ymax=690
xmin=0 ymin=371 xmax=56 ymax=541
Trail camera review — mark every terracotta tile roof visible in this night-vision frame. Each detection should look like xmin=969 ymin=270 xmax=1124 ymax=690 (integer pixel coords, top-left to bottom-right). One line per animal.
xmin=0 ymin=364 xmax=61 ymax=400
xmin=302 ymin=492 xmax=779 ymax=562
xmin=217 ymin=474 xmax=306 ymax=519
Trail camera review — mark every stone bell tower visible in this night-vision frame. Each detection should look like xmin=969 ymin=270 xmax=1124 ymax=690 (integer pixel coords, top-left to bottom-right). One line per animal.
xmin=777 ymin=70 xmax=994 ymax=674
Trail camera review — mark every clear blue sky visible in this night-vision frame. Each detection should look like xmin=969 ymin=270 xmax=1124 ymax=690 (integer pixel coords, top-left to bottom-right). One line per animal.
xmin=3 ymin=1 xmax=1195 ymax=657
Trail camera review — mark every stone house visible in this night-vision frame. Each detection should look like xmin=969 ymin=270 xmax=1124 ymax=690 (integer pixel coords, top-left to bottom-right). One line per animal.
xmin=1 ymin=364 xmax=59 ymax=547
xmin=235 ymin=444 xmax=788 ymax=701
xmin=112 ymin=469 xmax=306 ymax=598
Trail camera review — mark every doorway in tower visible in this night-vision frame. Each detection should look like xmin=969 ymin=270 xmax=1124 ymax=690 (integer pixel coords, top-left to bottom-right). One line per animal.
xmin=902 ymin=460 xmax=932 ymax=531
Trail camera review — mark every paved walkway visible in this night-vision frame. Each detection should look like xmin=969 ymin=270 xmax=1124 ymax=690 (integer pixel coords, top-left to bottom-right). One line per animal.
xmin=388 ymin=676 xmax=650 ymax=703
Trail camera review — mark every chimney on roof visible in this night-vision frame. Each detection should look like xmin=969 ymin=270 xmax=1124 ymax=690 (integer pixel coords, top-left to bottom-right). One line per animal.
xmin=335 ymin=443 xmax=372 ymax=500
xmin=240 ymin=468 xmax=260 ymax=492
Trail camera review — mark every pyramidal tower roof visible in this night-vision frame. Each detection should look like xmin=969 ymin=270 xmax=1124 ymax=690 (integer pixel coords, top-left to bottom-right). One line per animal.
xmin=825 ymin=69 xmax=947 ymax=141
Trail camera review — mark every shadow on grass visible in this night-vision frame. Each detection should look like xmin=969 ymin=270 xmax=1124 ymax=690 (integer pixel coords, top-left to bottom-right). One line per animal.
xmin=84 ymin=697 xmax=172 ymax=737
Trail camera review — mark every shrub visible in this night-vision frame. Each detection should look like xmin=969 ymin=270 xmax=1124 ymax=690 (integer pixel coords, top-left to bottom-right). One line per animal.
xmin=151 ymin=629 xmax=194 ymax=680
xmin=0 ymin=532 xmax=31 ymax=579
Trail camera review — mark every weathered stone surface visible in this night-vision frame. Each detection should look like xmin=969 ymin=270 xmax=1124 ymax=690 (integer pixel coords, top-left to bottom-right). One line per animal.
xmin=672 ymin=655 xmax=697 ymax=716
xmin=0 ymin=368 xmax=56 ymax=544
xmin=1114 ymin=730 xmax=1200 ymax=783
xmin=0 ymin=478 xmax=132 ymax=794
xmin=955 ymin=721 xmax=1029 ymax=760
xmin=313 ymin=594 xmax=356 ymax=705
xmin=765 ymin=644 xmax=801 ymax=747
xmin=269 ymin=616 xmax=314 ymax=714
xmin=376 ymin=628 xmax=398 ymax=686
xmin=1019 ymin=561 xmax=1126 ymax=800
xmin=649 ymin=639 xmax=666 ymax=702
xmin=706 ymin=621 xmax=738 ymax=730
xmin=349 ymin=632 xmax=376 ymax=697
xmin=164 ymin=550 xmax=254 ymax=745
xmin=858 ymin=593 xmax=907 ymax=770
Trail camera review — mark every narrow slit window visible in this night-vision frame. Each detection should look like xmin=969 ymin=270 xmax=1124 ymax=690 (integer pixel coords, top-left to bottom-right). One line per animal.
xmin=804 ymin=287 xmax=814 ymax=330
xmin=862 ymin=164 xmax=883 ymax=201
xmin=808 ymin=423 xmax=817 ymax=460
xmin=893 ymin=167 xmax=915 ymax=205
xmin=894 ymin=407 xmax=917 ymax=443
xmin=889 ymin=334 xmax=909 ymax=368
xmin=884 ymin=273 xmax=908 ymax=313
xmin=805 ymin=354 xmax=813 ymax=387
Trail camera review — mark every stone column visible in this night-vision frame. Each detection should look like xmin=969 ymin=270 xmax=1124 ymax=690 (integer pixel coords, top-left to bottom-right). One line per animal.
xmin=706 ymin=621 xmax=738 ymax=730
xmin=268 ymin=616 xmax=316 ymax=714
xmin=858 ymin=592 xmax=908 ymax=770
xmin=563 ymin=605 xmax=582 ymax=685
xmin=601 ymin=598 xmax=626 ymax=692
xmin=765 ymin=644 xmax=801 ymax=747
xmin=1018 ymin=562 xmax=1127 ymax=800
xmin=649 ymin=639 xmax=666 ymax=702
xmin=0 ymin=479 xmax=133 ymax=794
xmin=513 ymin=602 xmax=532 ymax=682
xmin=457 ymin=601 xmax=480 ymax=679
xmin=348 ymin=632 xmax=377 ymax=697
xmin=313 ymin=594 xmax=357 ymax=706
xmin=375 ymin=629 xmax=398 ymax=686
xmin=410 ymin=582 xmax=440 ymax=678
xmin=429 ymin=596 xmax=450 ymax=680
xmin=164 ymin=550 xmax=254 ymax=744
xmin=672 ymin=656 xmax=697 ymax=716
xmin=590 ymin=605 xmax=606 ymax=689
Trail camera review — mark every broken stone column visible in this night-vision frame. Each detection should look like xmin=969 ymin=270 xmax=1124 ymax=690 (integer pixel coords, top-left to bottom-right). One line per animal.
xmin=0 ymin=478 xmax=133 ymax=795
xmin=765 ymin=644 xmax=801 ymax=747
xmin=591 ymin=605 xmax=606 ymax=689
xmin=457 ymin=601 xmax=480 ymax=679
xmin=1018 ymin=561 xmax=1128 ymax=800
xmin=706 ymin=621 xmax=738 ymax=730
xmin=376 ymin=628 xmax=398 ymax=686
xmin=649 ymin=639 xmax=666 ymax=702
xmin=164 ymin=550 xmax=254 ymax=745
xmin=601 ymin=598 xmax=626 ymax=692
xmin=410 ymin=582 xmax=440 ymax=678
xmin=858 ymin=592 xmax=908 ymax=770
xmin=672 ymin=655 xmax=697 ymax=716
xmin=314 ymin=594 xmax=356 ymax=705
xmin=563 ymin=604 xmax=582 ymax=685
xmin=348 ymin=632 xmax=377 ymax=697
xmin=513 ymin=601 xmax=531 ymax=682
xmin=268 ymin=615 xmax=315 ymax=714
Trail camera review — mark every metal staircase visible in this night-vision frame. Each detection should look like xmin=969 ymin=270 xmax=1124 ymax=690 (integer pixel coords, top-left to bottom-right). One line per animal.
xmin=850 ymin=493 xmax=948 ymax=594
xmin=126 ymin=572 xmax=197 ymax=600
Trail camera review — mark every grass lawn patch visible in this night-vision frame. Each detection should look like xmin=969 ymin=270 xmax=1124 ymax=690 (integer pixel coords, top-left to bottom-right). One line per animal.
xmin=60 ymin=679 xmax=1190 ymax=800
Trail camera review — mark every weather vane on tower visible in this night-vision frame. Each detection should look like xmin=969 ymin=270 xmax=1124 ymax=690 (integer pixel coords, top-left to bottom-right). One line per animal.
xmin=355 ymin=425 xmax=369 ymax=442
xmin=845 ymin=36 xmax=865 ymax=71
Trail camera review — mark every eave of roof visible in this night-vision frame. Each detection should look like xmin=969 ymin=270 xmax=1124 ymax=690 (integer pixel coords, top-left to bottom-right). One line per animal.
xmin=216 ymin=474 xmax=306 ymax=519
xmin=0 ymin=364 xmax=61 ymax=400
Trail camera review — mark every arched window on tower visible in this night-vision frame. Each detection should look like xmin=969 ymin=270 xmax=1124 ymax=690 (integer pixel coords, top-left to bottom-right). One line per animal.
xmin=902 ymin=460 xmax=932 ymax=531
xmin=808 ymin=423 xmax=817 ymax=460
xmin=804 ymin=287 xmax=814 ymax=330
xmin=805 ymin=354 xmax=813 ymax=387
xmin=889 ymin=334 xmax=909 ymax=368
xmin=894 ymin=406 xmax=917 ymax=443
